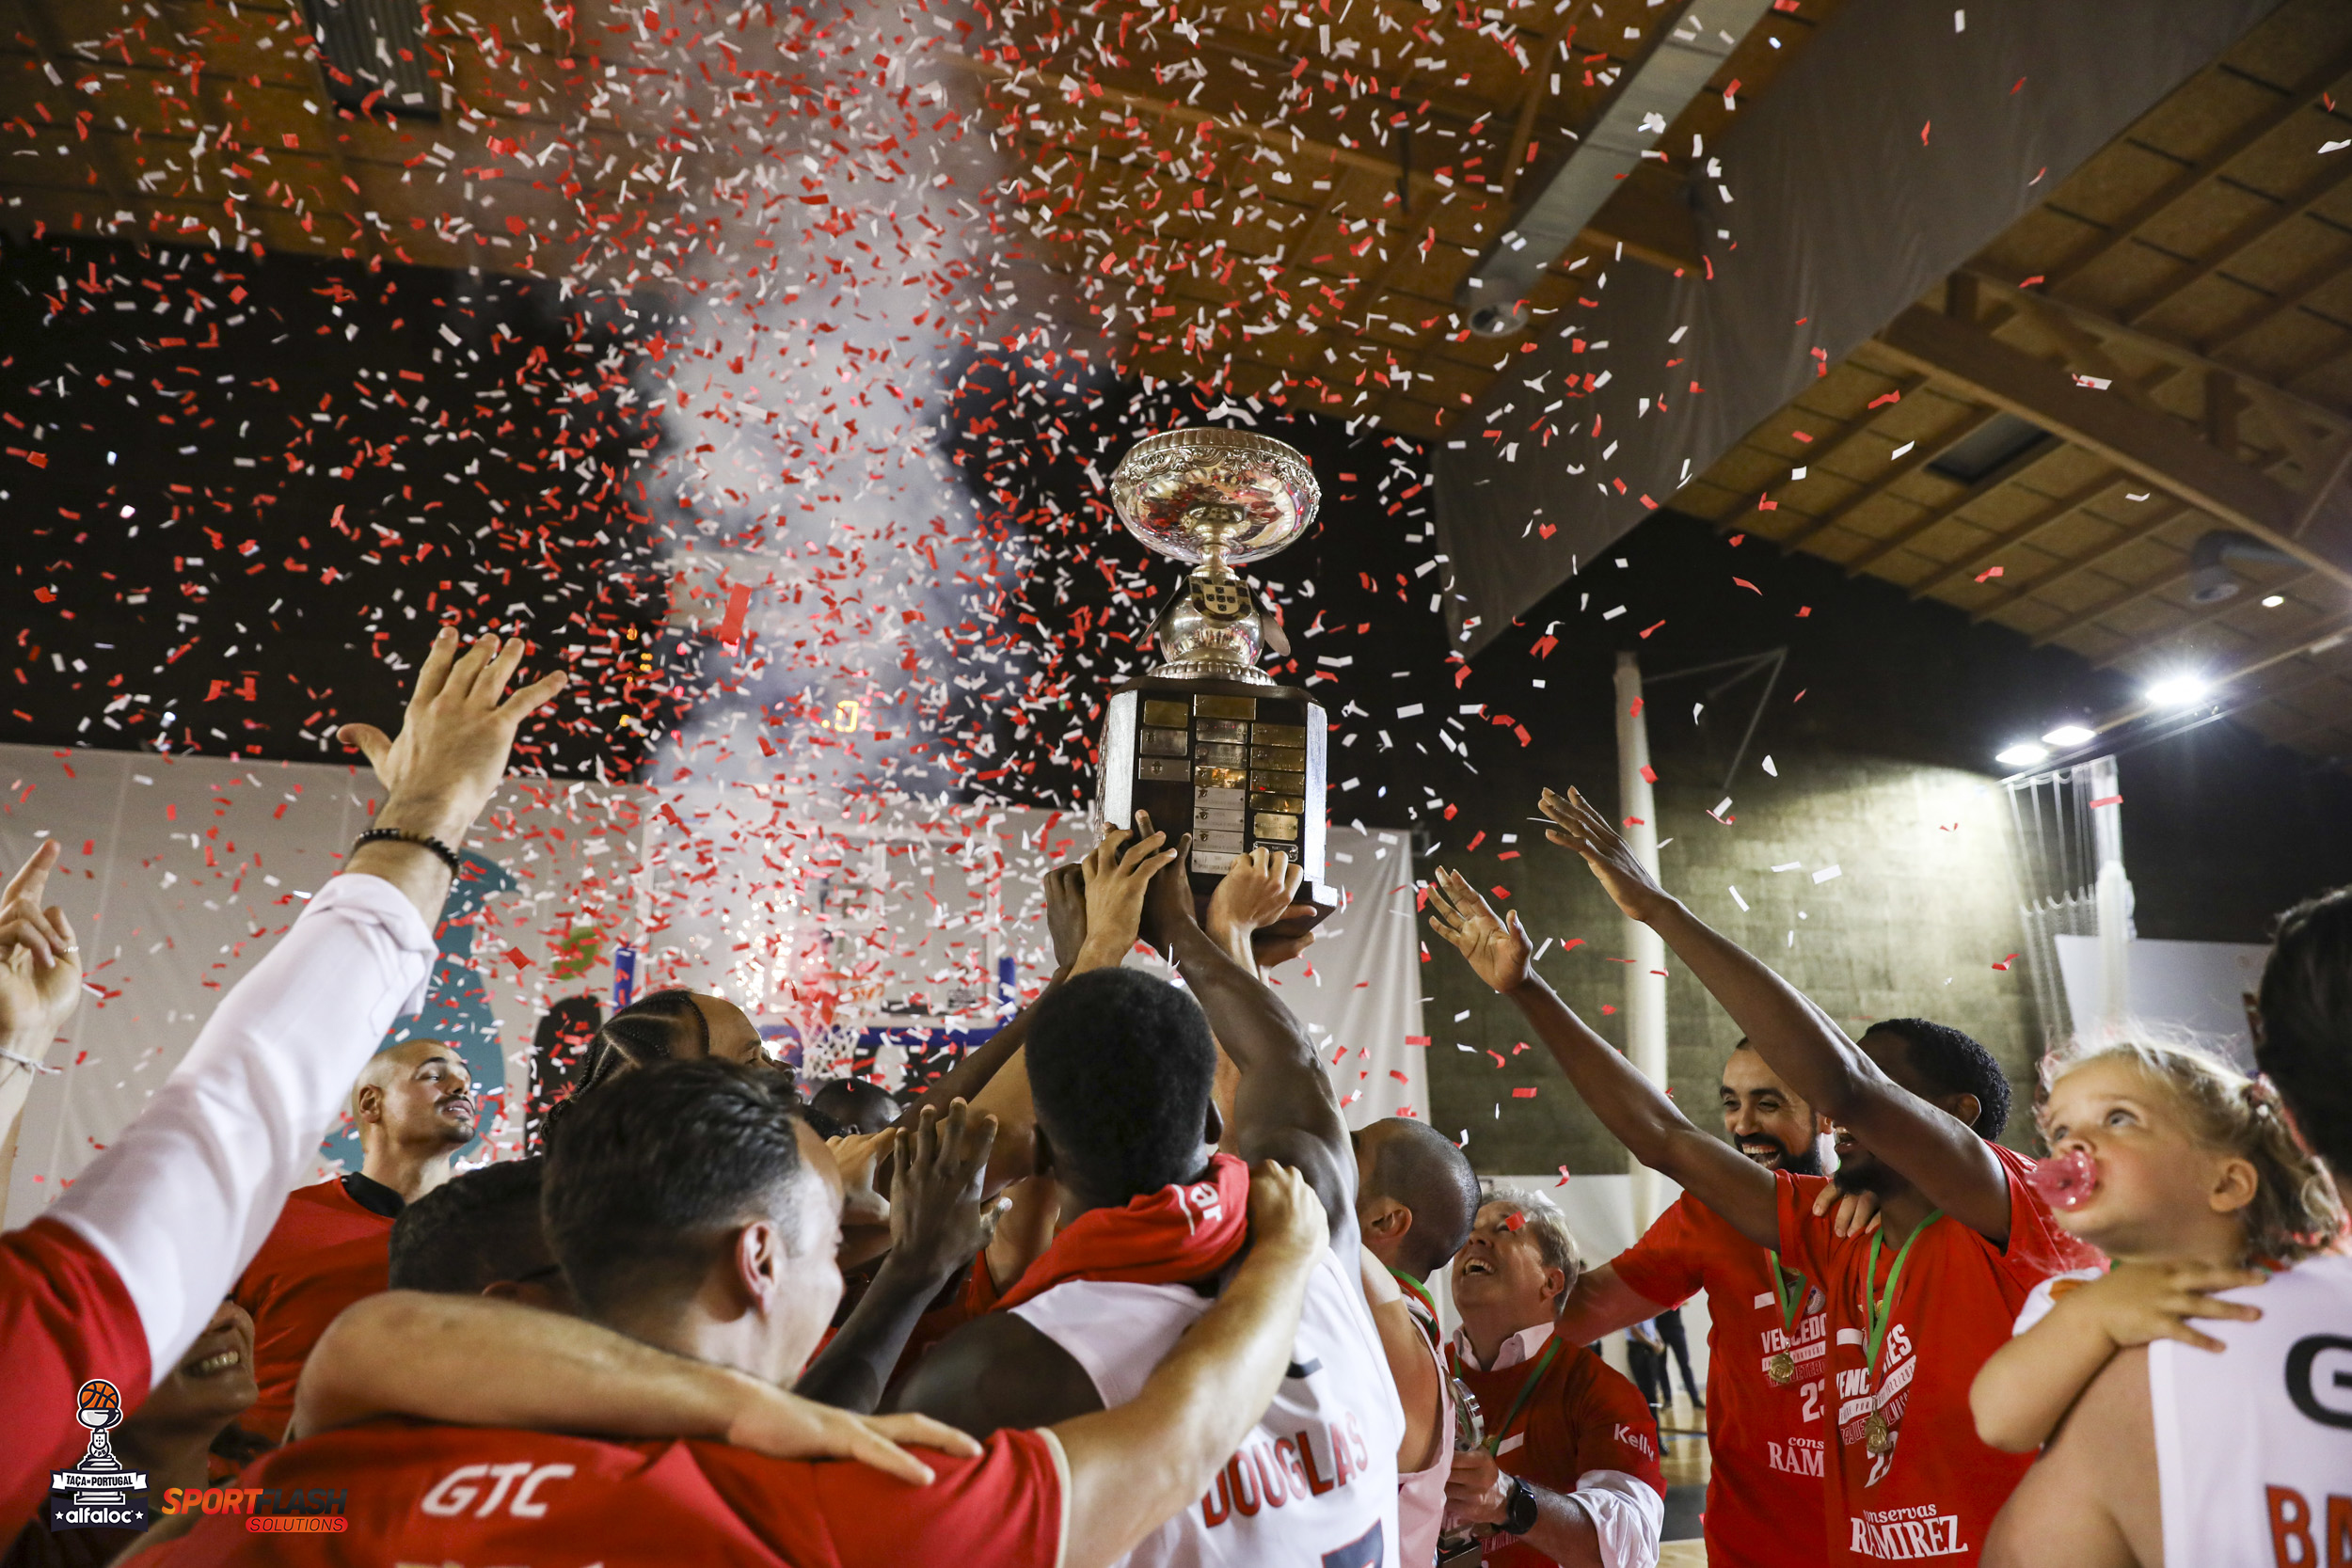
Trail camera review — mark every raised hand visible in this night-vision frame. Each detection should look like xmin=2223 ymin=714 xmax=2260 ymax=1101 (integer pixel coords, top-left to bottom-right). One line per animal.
xmin=887 ymin=1099 xmax=1003 ymax=1280
xmin=829 ymin=1126 xmax=899 ymax=1230
xmin=1206 ymin=847 xmax=1304 ymax=970
xmin=1044 ymin=863 xmax=1089 ymax=974
xmin=1246 ymin=1158 xmax=1329 ymax=1264
xmin=1425 ymin=867 xmax=1534 ymax=994
xmin=1136 ymin=822 xmax=1199 ymax=956
xmin=1538 ymin=785 xmax=1673 ymax=923
xmin=1073 ymin=813 xmax=1182 ymax=972
xmin=0 ymin=840 xmax=80 ymax=1049
xmin=339 ymin=627 xmax=569 ymax=846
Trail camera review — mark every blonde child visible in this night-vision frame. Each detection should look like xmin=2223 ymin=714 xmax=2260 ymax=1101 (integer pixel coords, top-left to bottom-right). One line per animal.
xmin=1968 ymin=1039 xmax=2343 ymax=1451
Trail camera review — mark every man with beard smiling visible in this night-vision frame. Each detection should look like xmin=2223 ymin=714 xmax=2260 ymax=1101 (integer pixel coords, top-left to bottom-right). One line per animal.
xmin=1550 ymin=1040 xmax=1838 ymax=1568
xmin=231 ymin=1038 xmax=478 ymax=1442
xmin=1503 ymin=790 xmax=2099 ymax=1568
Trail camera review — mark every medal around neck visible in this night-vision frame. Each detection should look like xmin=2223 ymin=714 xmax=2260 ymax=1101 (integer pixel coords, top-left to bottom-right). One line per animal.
xmin=1096 ymin=428 xmax=1339 ymax=934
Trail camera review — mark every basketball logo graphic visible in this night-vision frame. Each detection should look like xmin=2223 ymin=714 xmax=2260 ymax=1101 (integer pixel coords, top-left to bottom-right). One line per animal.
xmin=76 ymin=1380 xmax=122 ymax=1426
xmin=49 ymin=1377 xmax=149 ymax=1533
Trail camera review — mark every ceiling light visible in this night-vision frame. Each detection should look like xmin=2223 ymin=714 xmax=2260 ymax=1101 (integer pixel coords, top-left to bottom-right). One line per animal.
xmin=2041 ymin=724 xmax=2095 ymax=748
xmin=2145 ymin=674 xmax=2210 ymax=708
xmin=2262 ymin=594 xmax=2285 ymax=608
xmin=1994 ymin=742 xmax=2049 ymax=768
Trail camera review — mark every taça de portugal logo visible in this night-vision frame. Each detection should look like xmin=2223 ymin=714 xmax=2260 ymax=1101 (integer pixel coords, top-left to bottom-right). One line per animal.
xmin=47 ymin=1379 xmax=151 ymax=1532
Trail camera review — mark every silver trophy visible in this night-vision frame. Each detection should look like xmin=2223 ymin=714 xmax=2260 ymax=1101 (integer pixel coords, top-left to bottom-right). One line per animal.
xmin=1095 ymin=429 xmax=1339 ymax=934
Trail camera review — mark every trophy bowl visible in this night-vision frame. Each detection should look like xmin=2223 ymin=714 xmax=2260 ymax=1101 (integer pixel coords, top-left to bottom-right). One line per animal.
xmin=1109 ymin=428 xmax=1321 ymax=567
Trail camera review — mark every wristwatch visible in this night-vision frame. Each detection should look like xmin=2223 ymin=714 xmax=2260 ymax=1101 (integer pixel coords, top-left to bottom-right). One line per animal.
xmin=1502 ymin=1475 xmax=1540 ymax=1537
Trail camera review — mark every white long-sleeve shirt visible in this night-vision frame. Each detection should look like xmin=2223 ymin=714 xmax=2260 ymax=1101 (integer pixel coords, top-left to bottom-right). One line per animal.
xmin=47 ymin=872 xmax=436 ymax=1385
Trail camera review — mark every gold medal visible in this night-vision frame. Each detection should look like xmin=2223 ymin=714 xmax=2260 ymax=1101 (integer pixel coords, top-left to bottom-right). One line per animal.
xmin=1864 ymin=1411 xmax=1892 ymax=1455
xmin=1767 ymin=1352 xmax=1795 ymax=1386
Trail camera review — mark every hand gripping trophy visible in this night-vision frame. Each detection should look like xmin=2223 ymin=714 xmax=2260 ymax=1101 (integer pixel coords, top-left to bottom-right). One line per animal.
xmin=1095 ymin=428 xmax=1341 ymax=938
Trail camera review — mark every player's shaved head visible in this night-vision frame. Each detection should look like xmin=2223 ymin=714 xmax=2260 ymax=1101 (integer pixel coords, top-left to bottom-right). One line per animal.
xmin=809 ymin=1077 xmax=899 ymax=1138
xmin=1354 ymin=1117 xmax=1480 ymax=1276
xmin=349 ymin=1037 xmax=459 ymax=1122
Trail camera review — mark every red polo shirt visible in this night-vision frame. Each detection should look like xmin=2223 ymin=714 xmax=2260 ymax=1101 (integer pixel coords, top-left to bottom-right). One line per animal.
xmin=230 ymin=1179 xmax=396 ymax=1442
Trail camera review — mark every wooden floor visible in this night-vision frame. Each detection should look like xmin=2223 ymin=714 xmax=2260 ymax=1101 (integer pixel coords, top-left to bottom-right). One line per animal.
xmin=1657 ymin=1389 xmax=1712 ymax=1562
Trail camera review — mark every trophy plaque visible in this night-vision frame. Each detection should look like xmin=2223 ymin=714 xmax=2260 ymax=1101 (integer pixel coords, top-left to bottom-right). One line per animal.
xmin=1095 ymin=428 xmax=1341 ymax=937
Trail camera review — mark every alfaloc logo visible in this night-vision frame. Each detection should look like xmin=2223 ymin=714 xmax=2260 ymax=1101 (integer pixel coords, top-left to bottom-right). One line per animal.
xmin=47 ymin=1379 xmax=151 ymax=1532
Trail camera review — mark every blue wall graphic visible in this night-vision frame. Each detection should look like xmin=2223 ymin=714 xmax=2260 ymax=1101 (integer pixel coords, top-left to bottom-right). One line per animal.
xmin=319 ymin=850 xmax=516 ymax=1171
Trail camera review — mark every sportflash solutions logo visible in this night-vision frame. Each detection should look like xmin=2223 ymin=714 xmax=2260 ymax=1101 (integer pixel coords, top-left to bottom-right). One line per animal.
xmin=47 ymin=1379 xmax=151 ymax=1532
xmin=47 ymin=1378 xmax=353 ymax=1535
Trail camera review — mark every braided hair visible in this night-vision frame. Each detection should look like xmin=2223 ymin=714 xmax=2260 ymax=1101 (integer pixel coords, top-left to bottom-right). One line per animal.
xmin=541 ymin=989 xmax=708 ymax=1142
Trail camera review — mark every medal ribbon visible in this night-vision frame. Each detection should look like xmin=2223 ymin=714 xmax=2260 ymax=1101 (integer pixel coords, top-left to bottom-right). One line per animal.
xmin=1446 ymin=1336 xmax=1564 ymax=1454
xmin=1765 ymin=1249 xmax=1804 ymax=1336
xmin=1863 ymin=1210 xmax=1942 ymax=1374
xmin=1388 ymin=1264 xmax=1438 ymax=1321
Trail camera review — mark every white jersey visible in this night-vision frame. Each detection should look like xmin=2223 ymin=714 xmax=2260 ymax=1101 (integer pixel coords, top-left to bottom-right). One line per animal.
xmin=1391 ymin=1295 xmax=1454 ymax=1568
xmin=1012 ymin=1241 xmax=1405 ymax=1568
xmin=2151 ymin=1251 xmax=2352 ymax=1568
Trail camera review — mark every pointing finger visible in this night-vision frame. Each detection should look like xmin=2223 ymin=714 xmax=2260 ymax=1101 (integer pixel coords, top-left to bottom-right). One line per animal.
xmin=2 ymin=839 xmax=59 ymax=913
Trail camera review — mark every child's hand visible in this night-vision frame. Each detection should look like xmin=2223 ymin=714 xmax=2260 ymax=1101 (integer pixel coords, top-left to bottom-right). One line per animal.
xmin=2059 ymin=1259 xmax=2267 ymax=1354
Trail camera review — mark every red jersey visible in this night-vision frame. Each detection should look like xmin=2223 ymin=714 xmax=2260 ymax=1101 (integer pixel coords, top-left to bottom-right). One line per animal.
xmin=1774 ymin=1148 xmax=2101 ymax=1566
xmin=0 ymin=1219 xmax=151 ymax=1541
xmin=1613 ymin=1184 xmax=1831 ymax=1568
xmin=230 ymin=1180 xmax=395 ymax=1441
xmin=1449 ymin=1334 xmax=1666 ymax=1568
xmin=140 ymin=1417 xmax=1066 ymax=1568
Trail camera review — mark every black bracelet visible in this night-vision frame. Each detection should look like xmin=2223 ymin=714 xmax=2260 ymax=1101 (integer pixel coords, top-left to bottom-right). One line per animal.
xmin=353 ymin=827 xmax=465 ymax=876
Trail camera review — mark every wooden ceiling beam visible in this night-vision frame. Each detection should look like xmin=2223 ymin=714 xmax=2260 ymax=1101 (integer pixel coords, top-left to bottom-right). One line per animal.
xmin=2089 ymin=567 xmax=2314 ymax=671
xmin=2121 ymin=152 xmax=2352 ymax=329
xmin=2201 ymin=242 xmax=2352 ymax=360
xmin=1842 ymin=435 xmax=2064 ymax=578
xmin=1961 ymin=267 xmax=2350 ymax=432
xmin=1970 ymin=498 xmax=2191 ymax=626
xmin=2030 ymin=562 xmax=2194 ymax=649
xmin=2103 ymin=610 xmax=2352 ymax=732
xmin=2040 ymin=41 xmax=2352 ymax=293
xmin=1710 ymin=372 xmax=1929 ymax=537
xmin=1871 ymin=304 xmax=2352 ymax=593
xmin=1772 ymin=404 xmax=2000 ymax=554
xmin=1908 ymin=469 xmax=2122 ymax=600
xmin=960 ymin=53 xmax=1452 ymax=195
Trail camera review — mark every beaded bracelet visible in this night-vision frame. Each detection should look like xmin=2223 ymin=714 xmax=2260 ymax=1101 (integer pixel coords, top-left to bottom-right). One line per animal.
xmin=352 ymin=827 xmax=465 ymax=876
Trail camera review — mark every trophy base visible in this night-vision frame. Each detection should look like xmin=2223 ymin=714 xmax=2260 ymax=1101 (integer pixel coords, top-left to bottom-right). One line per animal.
xmin=1097 ymin=672 xmax=1335 ymax=932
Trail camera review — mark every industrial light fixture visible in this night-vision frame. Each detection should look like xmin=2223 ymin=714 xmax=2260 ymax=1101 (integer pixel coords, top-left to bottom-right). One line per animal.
xmin=1994 ymin=741 xmax=2049 ymax=768
xmin=2187 ymin=531 xmax=2298 ymax=605
xmin=2041 ymin=723 xmax=2096 ymax=748
xmin=2145 ymin=674 xmax=2210 ymax=708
